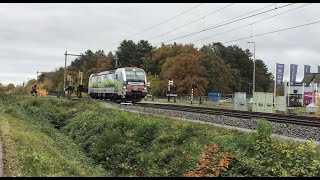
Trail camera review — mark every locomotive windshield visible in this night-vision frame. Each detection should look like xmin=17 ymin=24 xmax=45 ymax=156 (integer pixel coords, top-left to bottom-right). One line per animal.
xmin=125 ymin=70 xmax=145 ymax=82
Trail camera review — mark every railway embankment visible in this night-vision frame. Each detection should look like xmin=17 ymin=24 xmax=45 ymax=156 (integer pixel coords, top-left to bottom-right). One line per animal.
xmin=0 ymin=95 xmax=320 ymax=177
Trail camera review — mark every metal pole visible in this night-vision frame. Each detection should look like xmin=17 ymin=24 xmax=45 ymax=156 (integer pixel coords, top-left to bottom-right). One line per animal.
xmin=316 ymin=81 xmax=318 ymax=106
xmin=253 ymin=42 xmax=256 ymax=93
xmin=191 ymin=88 xmax=193 ymax=104
xmin=288 ymin=65 xmax=291 ymax=107
xmin=312 ymin=79 xmax=314 ymax=104
xmin=167 ymin=80 xmax=170 ymax=102
xmin=302 ymin=75 xmax=305 ymax=107
xmin=80 ymin=72 xmax=83 ymax=85
xmin=247 ymin=42 xmax=256 ymax=93
xmin=64 ymin=51 xmax=67 ymax=96
xmin=273 ymin=63 xmax=277 ymax=105
xmin=114 ymin=52 xmax=118 ymax=68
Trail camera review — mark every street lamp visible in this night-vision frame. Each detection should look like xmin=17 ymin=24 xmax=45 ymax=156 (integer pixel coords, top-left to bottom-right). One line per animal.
xmin=63 ymin=51 xmax=82 ymax=95
xmin=247 ymin=42 xmax=255 ymax=93
xmin=114 ymin=54 xmax=118 ymax=68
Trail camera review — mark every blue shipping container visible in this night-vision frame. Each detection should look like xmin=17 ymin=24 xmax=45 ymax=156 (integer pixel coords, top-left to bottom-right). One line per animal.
xmin=208 ymin=92 xmax=222 ymax=102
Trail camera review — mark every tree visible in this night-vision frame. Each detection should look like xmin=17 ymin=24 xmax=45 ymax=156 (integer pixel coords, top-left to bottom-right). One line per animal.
xmin=116 ymin=40 xmax=137 ymax=67
xmin=7 ymin=83 xmax=14 ymax=89
xmin=143 ymin=43 xmax=197 ymax=76
xmin=41 ymin=68 xmax=64 ymax=93
xmin=205 ymin=42 xmax=272 ymax=94
xmin=200 ymin=46 xmax=241 ymax=95
xmin=160 ymin=47 xmax=208 ymax=96
xmin=116 ymin=39 xmax=153 ymax=68
xmin=95 ymin=57 xmax=112 ymax=72
xmin=254 ymin=59 xmax=273 ymax=92
xmin=107 ymin=51 xmax=117 ymax=68
xmin=146 ymin=73 xmax=161 ymax=96
xmin=135 ymin=40 xmax=153 ymax=66
xmin=38 ymin=72 xmax=47 ymax=82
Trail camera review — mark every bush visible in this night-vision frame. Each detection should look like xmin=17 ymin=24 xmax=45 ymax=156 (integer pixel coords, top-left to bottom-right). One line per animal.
xmin=2 ymin=97 xmax=320 ymax=177
xmin=184 ymin=144 xmax=233 ymax=177
xmin=135 ymin=121 xmax=159 ymax=147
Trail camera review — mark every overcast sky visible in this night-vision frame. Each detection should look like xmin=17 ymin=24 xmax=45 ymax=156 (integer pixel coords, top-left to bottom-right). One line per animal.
xmin=1 ymin=3 xmax=320 ymax=86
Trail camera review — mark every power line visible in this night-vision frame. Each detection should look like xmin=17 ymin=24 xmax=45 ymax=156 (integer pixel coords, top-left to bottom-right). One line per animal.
xmin=156 ymin=3 xmax=295 ymax=45
xmin=149 ymin=3 xmax=235 ymax=41
xmin=223 ymin=20 xmax=320 ymax=44
xmin=150 ymin=3 xmax=276 ymax=41
xmin=142 ymin=3 xmax=205 ymax=33
xmin=112 ymin=3 xmax=204 ymax=45
xmin=193 ymin=3 xmax=311 ymax=43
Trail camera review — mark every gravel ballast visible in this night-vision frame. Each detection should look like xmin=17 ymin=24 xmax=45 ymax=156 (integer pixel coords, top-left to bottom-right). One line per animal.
xmin=121 ymin=105 xmax=320 ymax=142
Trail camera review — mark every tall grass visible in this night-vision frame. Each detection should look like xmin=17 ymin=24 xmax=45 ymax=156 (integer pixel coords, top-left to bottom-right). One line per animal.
xmin=1 ymin=95 xmax=320 ymax=176
xmin=0 ymin=96 xmax=109 ymax=177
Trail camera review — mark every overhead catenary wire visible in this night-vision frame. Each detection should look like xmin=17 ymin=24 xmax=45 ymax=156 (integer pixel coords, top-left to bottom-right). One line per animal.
xmin=155 ymin=3 xmax=295 ymax=45
xmin=112 ymin=3 xmax=204 ymax=45
xmin=150 ymin=3 xmax=276 ymax=41
xmin=192 ymin=3 xmax=312 ymax=43
xmin=148 ymin=3 xmax=236 ymax=41
xmin=223 ymin=20 xmax=320 ymax=44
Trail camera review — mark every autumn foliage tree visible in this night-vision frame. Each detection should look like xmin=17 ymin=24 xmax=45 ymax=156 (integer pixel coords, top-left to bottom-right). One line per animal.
xmin=160 ymin=44 xmax=208 ymax=96
xmin=184 ymin=144 xmax=233 ymax=177
xmin=33 ymin=39 xmax=274 ymax=97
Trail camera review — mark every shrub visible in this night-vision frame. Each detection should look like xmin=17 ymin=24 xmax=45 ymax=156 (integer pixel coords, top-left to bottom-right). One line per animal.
xmin=184 ymin=144 xmax=233 ymax=177
xmin=135 ymin=121 xmax=159 ymax=148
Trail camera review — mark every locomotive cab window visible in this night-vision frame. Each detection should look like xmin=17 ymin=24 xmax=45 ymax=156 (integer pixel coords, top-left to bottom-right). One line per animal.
xmin=125 ymin=70 xmax=145 ymax=82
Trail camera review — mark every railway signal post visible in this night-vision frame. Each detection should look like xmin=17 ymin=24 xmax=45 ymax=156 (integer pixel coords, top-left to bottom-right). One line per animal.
xmin=67 ymin=75 xmax=72 ymax=99
xmin=166 ymin=79 xmax=177 ymax=102
xmin=77 ymin=71 xmax=83 ymax=99
xmin=191 ymin=88 xmax=193 ymax=104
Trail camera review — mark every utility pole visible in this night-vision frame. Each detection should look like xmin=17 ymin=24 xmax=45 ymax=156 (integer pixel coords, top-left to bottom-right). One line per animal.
xmin=247 ymin=42 xmax=256 ymax=93
xmin=63 ymin=51 xmax=82 ymax=96
xmin=64 ymin=51 xmax=67 ymax=95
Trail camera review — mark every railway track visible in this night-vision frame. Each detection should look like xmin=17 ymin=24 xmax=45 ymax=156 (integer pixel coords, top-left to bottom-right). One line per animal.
xmin=70 ymin=97 xmax=320 ymax=128
xmin=134 ymin=102 xmax=320 ymax=128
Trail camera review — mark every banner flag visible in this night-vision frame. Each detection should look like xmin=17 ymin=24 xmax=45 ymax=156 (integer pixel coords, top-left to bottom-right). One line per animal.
xmin=276 ymin=63 xmax=284 ymax=86
xmin=290 ymin=64 xmax=298 ymax=86
xmin=304 ymin=65 xmax=311 ymax=87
